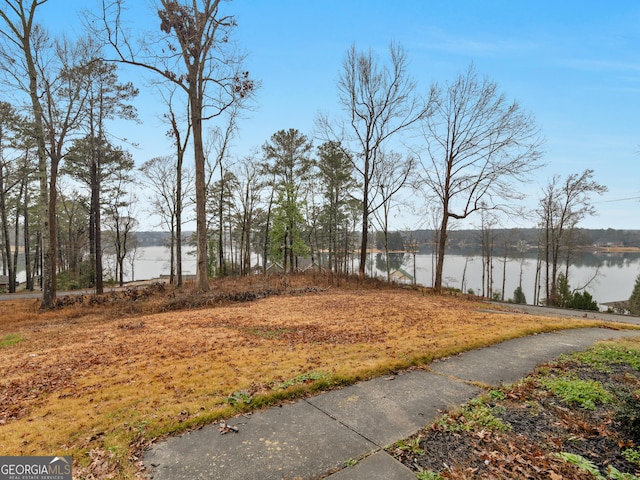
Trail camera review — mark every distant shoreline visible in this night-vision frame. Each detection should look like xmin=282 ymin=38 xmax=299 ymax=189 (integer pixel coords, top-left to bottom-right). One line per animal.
xmin=591 ymin=246 xmax=640 ymax=253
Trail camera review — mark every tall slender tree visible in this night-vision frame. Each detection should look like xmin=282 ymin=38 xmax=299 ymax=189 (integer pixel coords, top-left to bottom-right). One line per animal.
xmin=315 ymin=141 xmax=357 ymax=273
xmin=234 ymin=154 xmax=262 ymax=275
xmin=161 ymin=87 xmax=191 ymax=286
xmin=319 ymin=43 xmax=428 ymax=278
xmin=139 ymin=155 xmax=194 ymax=285
xmin=0 ymin=102 xmax=21 ymax=292
xmin=262 ymin=129 xmax=313 ymax=272
xmin=99 ymin=0 xmax=255 ymax=291
xmin=63 ymin=57 xmax=137 ymax=294
xmin=56 ymin=187 xmax=89 ymax=283
xmin=103 ymin=171 xmax=138 ymax=286
xmin=0 ymin=0 xmax=55 ymax=307
xmin=38 ymin=36 xmax=98 ymax=301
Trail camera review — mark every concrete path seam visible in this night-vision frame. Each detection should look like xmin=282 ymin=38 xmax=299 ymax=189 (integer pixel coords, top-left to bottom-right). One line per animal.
xmin=302 ymin=397 xmax=385 ymax=450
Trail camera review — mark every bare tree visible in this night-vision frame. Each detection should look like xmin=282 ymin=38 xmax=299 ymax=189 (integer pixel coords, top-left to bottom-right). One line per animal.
xmin=537 ymin=169 xmax=607 ymax=305
xmin=139 ymin=154 xmax=194 ymax=284
xmin=371 ymin=150 xmax=414 ymax=281
xmin=56 ymin=184 xmax=89 ymax=284
xmin=233 ymin=154 xmax=262 ymax=275
xmin=319 ymin=42 xmax=429 ymax=278
xmin=479 ymin=210 xmax=499 ymax=298
xmin=419 ymin=64 xmax=543 ymax=292
xmin=98 ymin=0 xmax=255 ymax=291
xmin=1 ymin=0 xmax=55 ymax=306
xmin=103 ymin=166 xmax=138 ymax=286
xmin=161 ymin=87 xmax=190 ymax=286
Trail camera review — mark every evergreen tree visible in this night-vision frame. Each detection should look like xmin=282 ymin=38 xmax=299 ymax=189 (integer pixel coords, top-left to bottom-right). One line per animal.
xmin=315 ymin=141 xmax=357 ymax=273
xmin=513 ymin=286 xmax=527 ymax=304
xmin=262 ymin=129 xmax=313 ymax=272
xmin=628 ymin=274 xmax=640 ymax=315
xmin=555 ymin=273 xmax=572 ymax=308
xmin=269 ymin=185 xmax=308 ymax=270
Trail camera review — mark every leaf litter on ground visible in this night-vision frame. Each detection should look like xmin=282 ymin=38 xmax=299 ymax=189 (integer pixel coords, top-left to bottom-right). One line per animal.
xmin=389 ymin=339 xmax=640 ymax=479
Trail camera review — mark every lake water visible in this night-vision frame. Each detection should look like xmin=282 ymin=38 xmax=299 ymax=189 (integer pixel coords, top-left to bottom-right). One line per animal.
xmin=126 ymin=246 xmax=640 ymax=306
xmin=410 ymin=251 xmax=640 ymax=305
xmin=8 ymin=246 xmax=640 ymax=306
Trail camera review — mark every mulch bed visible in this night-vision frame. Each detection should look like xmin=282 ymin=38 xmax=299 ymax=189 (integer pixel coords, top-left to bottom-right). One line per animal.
xmin=390 ymin=359 xmax=640 ymax=479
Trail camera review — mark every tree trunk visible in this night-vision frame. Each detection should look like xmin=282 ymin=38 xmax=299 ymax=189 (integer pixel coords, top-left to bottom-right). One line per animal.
xmin=358 ymin=154 xmax=370 ymax=279
xmin=176 ymin=153 xmax=183 ymax=287
xmin=191 ymin=91 xmax=209 ymax=291
xmin=359 ymin=203 xmax=368 ymax=279
xmin=502 ymin=242 xmax=507 ymax=301
xmin=25 ymin=54 xmax=53 ymax=306
xmin=434 ymin=212 xmax=449 ymax=293
xmin=12 ymin=181 xmax=23 ymax=292
xmin=37 ymin=154 xmax=53 ymax=307
xmin=91 ymin=160 xmax=104 ymax=294
xmin=263 ymin=184 xmax=275 ymax=274
xmin=47 ymin=153 xmax=59 ymax=303
xmin=0 ymin=165 xmax=15 ymax=292
xmin=169 ymin=220 xmax=175 ymax=284
xmin=23 ymin=185 xmax=32 ymax=291
xmin=461 ymin=256 xmax=468 ymax=293
xmin=218 ymin=164 xmax=224 ymax=276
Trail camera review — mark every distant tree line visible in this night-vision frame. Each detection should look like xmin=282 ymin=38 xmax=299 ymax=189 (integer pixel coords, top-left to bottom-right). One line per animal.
xmin=411 ymin=228 xmax=640 ymax=250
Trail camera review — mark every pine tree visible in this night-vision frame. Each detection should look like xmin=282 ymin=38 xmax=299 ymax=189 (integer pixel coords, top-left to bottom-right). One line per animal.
xmin=628 ymin=274 xmax=640 ymax=315
xmin=513 ymin=286 xmax=527 ymax=304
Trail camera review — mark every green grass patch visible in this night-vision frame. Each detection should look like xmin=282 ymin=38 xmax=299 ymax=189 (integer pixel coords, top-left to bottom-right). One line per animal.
xmin=540 ymin=376 xmax=612 ymax=410
xmin=0 ymin=333 xmax=25 ymax=348
xmin=570 ymin=343 xmax=640 ymax=372
xmin=434 ymin=397 xmax=511 ymax=433
xmin=622 ymin=447 xmax=640 ymax=467
xmin=272 ymin=371 xmax=328 ymax=389
xmin=393 ymin=437 xmax=424 ymax=455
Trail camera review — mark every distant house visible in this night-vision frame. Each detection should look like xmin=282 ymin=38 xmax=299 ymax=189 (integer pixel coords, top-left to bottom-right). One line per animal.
xmin=390 ymin=268 xmax=414 ymax=285
xmin=0 ymin=275 xmax=9 ymax=290
xmin=158 ymin=274 xmax=197 ymax=283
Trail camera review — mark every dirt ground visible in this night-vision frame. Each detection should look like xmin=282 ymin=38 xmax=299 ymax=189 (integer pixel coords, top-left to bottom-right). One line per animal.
xmin=0 ymin=274 xmax=636 ymax=479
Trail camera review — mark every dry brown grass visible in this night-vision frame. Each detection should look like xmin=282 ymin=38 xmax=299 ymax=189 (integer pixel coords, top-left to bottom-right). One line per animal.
xmin=0 ymin=274 xmax=631 ymax=479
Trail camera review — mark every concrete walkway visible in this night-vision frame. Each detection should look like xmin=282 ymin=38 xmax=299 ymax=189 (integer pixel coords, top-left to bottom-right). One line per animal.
xmin=143 ymin=325 xmax=640 ymax=480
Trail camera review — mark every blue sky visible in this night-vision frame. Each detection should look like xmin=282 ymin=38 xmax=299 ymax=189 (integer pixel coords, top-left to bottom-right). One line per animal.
xmin=40 ymin=0 xmax=640 ymax=230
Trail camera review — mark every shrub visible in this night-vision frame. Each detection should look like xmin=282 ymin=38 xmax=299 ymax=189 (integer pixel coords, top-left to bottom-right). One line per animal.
xmin=513 ymin=285 xmax=527 ymax=304
xmin=555 ymin=273 xmax=599 ymax=311
xmin=568 ymin=290 xmax=599 ymax=311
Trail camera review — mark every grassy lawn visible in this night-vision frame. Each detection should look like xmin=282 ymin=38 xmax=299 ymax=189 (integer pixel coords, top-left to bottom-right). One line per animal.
xmin=0 ymin=274 xmax=634 ymax=479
